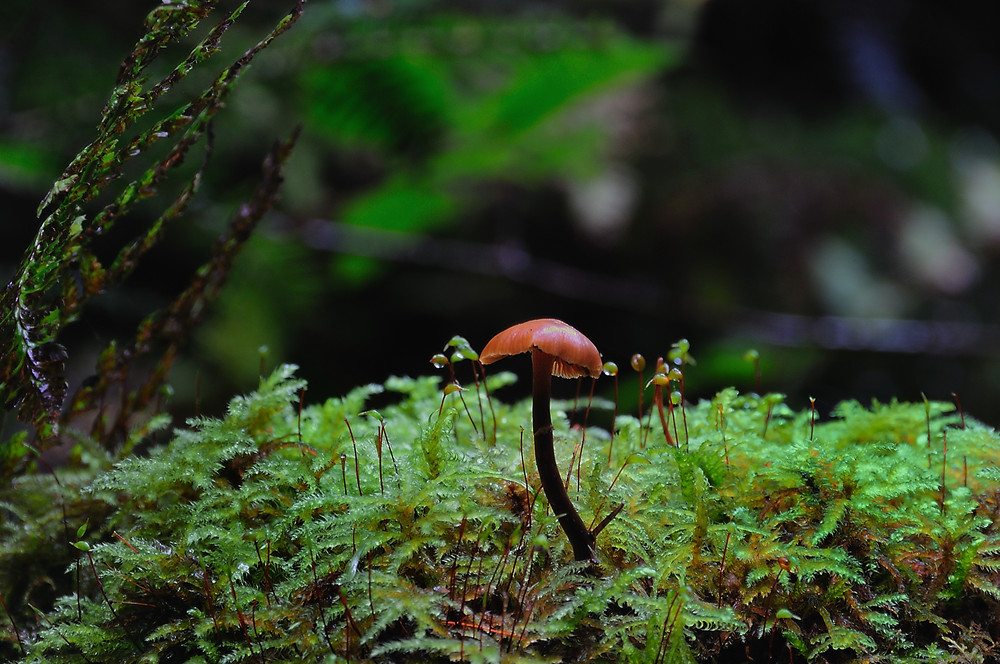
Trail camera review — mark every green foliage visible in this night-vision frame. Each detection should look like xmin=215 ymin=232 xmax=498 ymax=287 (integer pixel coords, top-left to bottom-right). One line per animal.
xmin=300 ymin=13 xmax=676 ymax=245
xmin=0 ymin=0 xmax=302 ymax=452
xmin=5 ymin=360 xmax=1000 ymax=662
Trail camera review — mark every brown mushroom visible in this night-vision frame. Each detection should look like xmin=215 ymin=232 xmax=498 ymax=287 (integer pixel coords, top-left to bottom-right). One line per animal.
xmin=480 ymin=319 xmax=602 ymax=562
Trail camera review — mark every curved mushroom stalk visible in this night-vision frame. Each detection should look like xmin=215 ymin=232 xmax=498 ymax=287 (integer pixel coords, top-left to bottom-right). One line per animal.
xmin=532 ymin=349 xmax=596 ymax=562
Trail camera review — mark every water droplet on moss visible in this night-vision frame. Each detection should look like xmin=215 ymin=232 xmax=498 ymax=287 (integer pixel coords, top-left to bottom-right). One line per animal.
xmin=630 ymin=354 xmax=645 ymax=372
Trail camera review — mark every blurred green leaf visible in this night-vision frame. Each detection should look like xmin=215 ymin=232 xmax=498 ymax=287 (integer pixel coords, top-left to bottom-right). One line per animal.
xmin=341 ymin=176 xmax=457 ymax=232
xmin=303 ymin=55 xmax=452 ymax=154
xmin=465 ymin=38 xmax=674 ymax=135
xmin=332 ymin=254 xmax=384 ymax=285
xmin=0 ymin=141 xmax=57 ymax=190
xmin=301 ymin=17 xmax=677 ymax=244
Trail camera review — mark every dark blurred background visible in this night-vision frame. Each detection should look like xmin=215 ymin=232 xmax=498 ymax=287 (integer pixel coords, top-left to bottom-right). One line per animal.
xmin=4 ymin=0 xmax=1000 ymax=425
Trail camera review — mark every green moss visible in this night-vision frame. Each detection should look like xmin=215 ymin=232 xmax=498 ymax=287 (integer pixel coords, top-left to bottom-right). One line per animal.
xmin=4 ymin=362 xmax=999 ymax=662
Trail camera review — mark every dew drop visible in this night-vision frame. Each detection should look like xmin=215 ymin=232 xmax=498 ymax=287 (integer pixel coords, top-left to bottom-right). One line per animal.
xmin=630 ymin=354 xmax=645 ymax=372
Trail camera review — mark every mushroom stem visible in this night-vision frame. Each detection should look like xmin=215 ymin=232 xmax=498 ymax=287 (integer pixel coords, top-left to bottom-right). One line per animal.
xmin=532 ymin=349 xmax=596 ymax=562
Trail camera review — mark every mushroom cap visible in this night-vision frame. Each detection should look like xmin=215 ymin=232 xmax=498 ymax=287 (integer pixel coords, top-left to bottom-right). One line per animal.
xmin=480 ymin=318 xmax=603 ymax=379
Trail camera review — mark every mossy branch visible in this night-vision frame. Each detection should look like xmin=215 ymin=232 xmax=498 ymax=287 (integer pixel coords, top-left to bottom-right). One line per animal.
xmin=0 ymin=0 xmax=304 ymax=453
